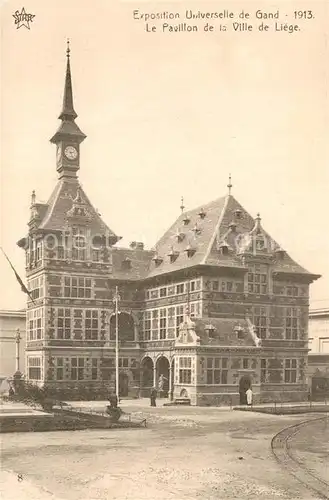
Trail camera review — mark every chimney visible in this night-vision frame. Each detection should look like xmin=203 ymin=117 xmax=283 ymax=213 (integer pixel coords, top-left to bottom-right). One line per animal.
xmin=130 ymin=241 xmax=144 ymax=250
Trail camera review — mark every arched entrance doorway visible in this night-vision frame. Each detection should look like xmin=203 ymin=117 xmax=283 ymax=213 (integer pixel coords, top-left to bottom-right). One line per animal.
xmin=110 ymin=312 xmax=135 ymax=342
xmin=239 ymin=375 xmax=252 ymax=405
xmin=156 ymin=356 xmax=170 ymax=398
xmin=141 ymin=357 xmax=154 ymax=395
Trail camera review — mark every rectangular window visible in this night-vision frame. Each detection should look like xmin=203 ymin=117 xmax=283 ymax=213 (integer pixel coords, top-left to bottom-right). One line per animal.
xmin=176 ymin=305 xmax=184 ymax=336
xmin=260 ymin=359 xmax=267 ymax=383
xmin=92 ymin=358 xmax=98 ymax=380
xmin=152 ymin=310 xmax=159 ymax=340
xmin=287 ymin=286 xmax=299 ymax=297
xmin=27 ymin=308 xmax=43 ymax=340
xmin=143 ymin=311 xmax=151 ymax=341
xmin=248 ymin=265 xmax=268 ymax=294
xmin=57 ymin=308 xmax=71 ymax=339
xmin=28 ymin=357 xmax=41 ymax=380
xmin=28 ymin=276 xmax=44 ymax=300
xmin=284 ymin=359 xmax=297 ymax=383
xmin=85 ymin=310 xmax=99 ymax=340
xmin=159 ymin=308 xmax=167 ymax=339
xmin=56 ymin=357 xmax=64 ymax=380
xmin=206 ymin=358 xmax=229 ymax=384
xmin=285 ymin=308 xmax=299 ymax=339
xmin=179 ymin=357 xmax=192 ymax=384
xmin=190 ymin=302 xmax=201 ymax=319
xmin=252 ymin=307 xmax=267 ymax=339
xmin=176 ymin=283 xmax=185 ymax=294
xmin=64 ymin=277 xmax=92 ymax=299
xmin=243 ymin=358 xmax=249 ymax=369
xmin=160 ymin=287 xmax=167 ymax=297
xmin=71 ymin=357 xmax=85 ymax=380
xmin=92 ymin=249 xmax=100 ymax=262
xmin=212 ymin=281 xmax=219 ymax=291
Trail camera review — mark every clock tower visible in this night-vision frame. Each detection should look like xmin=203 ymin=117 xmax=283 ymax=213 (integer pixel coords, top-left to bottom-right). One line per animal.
xmin=50 ymin=40 xmax=86 ymax=179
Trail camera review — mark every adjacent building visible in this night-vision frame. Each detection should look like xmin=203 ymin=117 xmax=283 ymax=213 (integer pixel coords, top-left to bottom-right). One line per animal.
xmin=0 ymin=309 xmax=26 ymax=379
xmin=307 ymin=308 xmax=329 ymax=399
xmin=17 ymin=44 xmax=321 ymax=405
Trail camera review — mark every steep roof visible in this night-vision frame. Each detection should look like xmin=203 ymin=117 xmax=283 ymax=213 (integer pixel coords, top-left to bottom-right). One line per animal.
xmin=38 ymin=177 xmax=118 ymax=240
xmin=145 ymin=194 xmax=317 ymax=280
xmin=146 ymin=196 xmax=228 ymax=278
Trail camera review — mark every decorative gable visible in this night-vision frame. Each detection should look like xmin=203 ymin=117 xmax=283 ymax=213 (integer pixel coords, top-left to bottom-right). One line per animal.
xmin=175 ymin=316 xmax=200 ymax=346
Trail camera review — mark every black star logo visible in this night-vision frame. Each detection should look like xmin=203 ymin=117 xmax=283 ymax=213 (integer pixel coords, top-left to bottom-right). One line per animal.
xmin=13 ymin=7 xmax=35 ymax=30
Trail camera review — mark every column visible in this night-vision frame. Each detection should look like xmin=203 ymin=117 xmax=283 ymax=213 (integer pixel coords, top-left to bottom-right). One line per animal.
xmin=153 ymin=364 xmax=157 ymax=388
xmin=169 ymin=364 xmax=173 ymax=401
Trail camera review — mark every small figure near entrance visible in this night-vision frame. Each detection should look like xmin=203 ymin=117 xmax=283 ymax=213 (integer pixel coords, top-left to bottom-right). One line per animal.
xmin=158 ymin=374 xmax=168 ymax=398
xmin=246 ymin=388 xmax=253 ymax=406
xmin=8 ymin=386 xmax=15 ymax=398
xmin=150 ymin=387 xmax=157 ymax=407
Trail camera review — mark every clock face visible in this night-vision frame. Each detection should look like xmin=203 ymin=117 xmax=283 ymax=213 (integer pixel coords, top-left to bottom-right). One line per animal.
xmin=64 ymin=146 xmax=78 ymax=160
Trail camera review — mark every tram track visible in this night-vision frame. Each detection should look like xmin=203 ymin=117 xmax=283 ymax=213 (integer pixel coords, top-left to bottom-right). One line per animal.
xmin=271 ymin=415 xmax=329 ymax=499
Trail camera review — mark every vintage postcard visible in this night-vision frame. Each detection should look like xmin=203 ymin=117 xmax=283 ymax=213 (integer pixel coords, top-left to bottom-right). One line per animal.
xmin=0 ymin=0 xmax=328 ymax=499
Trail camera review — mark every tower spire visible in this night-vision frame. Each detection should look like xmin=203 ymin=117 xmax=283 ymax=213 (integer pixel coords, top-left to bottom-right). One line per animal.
xmin=59 ymin=38 xmax=77 ymax=121
xmin=50 ymin=41 xmax=86 ymax=145
xmin=227 ymin=174 xmax=233 ymax=196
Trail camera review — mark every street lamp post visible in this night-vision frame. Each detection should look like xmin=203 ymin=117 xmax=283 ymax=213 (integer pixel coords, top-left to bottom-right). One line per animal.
xmin=15 ymin=328 xmax=21 ymax=373
xmin=113 ymin=286 xmax=120 ymax=400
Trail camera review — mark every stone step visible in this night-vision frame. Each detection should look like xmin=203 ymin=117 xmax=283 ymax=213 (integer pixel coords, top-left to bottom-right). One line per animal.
xmin=174 ymin=398 xmax=191 ymax=406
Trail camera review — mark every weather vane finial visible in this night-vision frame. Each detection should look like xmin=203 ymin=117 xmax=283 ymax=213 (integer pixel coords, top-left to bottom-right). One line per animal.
xmin=180 ymin=196 xmax=185 ymax=213
xmin=227 ymin=174 xmax=233 ymax=196
xmin=66 ymin=38 xmax=70 ymax=58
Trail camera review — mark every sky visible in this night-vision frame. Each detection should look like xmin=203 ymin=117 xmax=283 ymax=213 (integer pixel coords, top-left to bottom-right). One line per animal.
xmin=1 ymin=0 xmax=328 ymax=310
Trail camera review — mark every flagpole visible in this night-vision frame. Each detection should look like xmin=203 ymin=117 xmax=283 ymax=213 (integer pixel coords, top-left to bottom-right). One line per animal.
xmin=114 ymin=286 xmax=120 ymax=400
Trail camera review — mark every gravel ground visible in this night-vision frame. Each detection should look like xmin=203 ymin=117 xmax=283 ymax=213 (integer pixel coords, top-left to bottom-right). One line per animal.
xmin=1 ymin=405 xmax=326 ymax=500
xmin=287 ymin=415 xmax=329 ymax=484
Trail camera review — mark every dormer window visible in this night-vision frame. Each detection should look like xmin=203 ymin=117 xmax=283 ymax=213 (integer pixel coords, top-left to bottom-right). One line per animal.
xmin=234 ymin=209 xmax=243 ymax=219
xmin=198 ymin=208 xmax=206 ymax=219
xmin=234 ymin=325 xmax=244 ymax=340
xmin=275 ymin=247 xmax=286 ymax=260
xmin=122 ymin=257 xmax=131 ymax=270
xmin=185 ymin=245 xmax=196 ymax=258
xmin=205 ymin=324 xmax=216 ymax=338
xmin=192 ymin=224 xmax=201 ymax=236
xmin=255 ymin=236 xmax=266 ymax=251
xmin=176 ymin=231 xmax=185 ymax=243
xmin=183 ymin=215 xmax=190 ymax=226
xmin=152 ymin=254 xmax=163 ymax=266
xmin=229 ymin=221 xmax=237 ymax=231
xmin=219 ymin=241 xmax=229 ymax=255
xmin=168 ymin=248 xmax=179 ymax=263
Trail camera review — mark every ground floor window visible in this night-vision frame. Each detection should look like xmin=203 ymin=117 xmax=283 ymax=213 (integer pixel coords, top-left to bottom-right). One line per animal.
xmin=179 ymin=357 xmax=192 ymax=384
xmin=28 ymin=357 xmax=41 ymax=380
xmin=71 ymin=357 xmax=85 ymax=380
xmin=206 ymin=358 xmax=228 ymax=384
xmin=260 ymin=359 xmax=267 ymax=383
xmin=284 ymin=358 xmax=297 ymax=383
xmin=55 ymin=357 xmax=64 ymax=380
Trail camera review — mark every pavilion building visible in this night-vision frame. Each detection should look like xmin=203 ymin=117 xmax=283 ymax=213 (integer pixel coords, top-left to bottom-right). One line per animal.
xmin=17 ymin=45 xmax=320 ymax=405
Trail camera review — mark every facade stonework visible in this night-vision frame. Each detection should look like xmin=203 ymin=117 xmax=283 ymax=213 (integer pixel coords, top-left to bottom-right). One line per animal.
xmin=17 ymin=47 xmax=320 ymax=404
